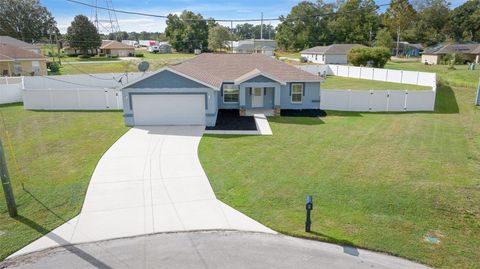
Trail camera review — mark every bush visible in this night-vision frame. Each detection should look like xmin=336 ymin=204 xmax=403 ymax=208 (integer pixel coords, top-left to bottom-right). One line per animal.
xmin=134 ymin=53 xmax=144 ymax=57
xmin=98 ymin=53 xmax=105 ymax=57
xmin=441 ymin=53 xmax=465 ymax=65
xmin=348 ymin=47 xmax=391 ymax=68
xmin=110 ymin=55 xmax=119 ymax=58
xmin=78 ymin=54 xmax=91 ymax=59
xmin=300 ymin=56 xmax=308 ymax=63
xmin=47 ymin=62 xmax=60 ymax=72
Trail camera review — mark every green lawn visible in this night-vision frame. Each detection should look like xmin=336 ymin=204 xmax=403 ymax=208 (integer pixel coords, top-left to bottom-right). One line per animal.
xmin=322 ymin=76 xmax=432 ymax=91
xmin=386 ymin=60 xmax=480 ymax=89
xmin=50 ymin=62 xmax=140 ymax=75
xmin=199 ymin=68 xmax=480 ymax=267
xmin=276 ymin=51 xmax=301 ymax=59
xmin=0 ymin=105 xmax=128 ymax=260
xmin=135 ymin=50 xmax=194 ymax=61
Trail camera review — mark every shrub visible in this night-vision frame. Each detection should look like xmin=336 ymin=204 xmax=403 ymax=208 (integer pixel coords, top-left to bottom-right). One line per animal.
xmin=78 ymin=54 xmax=91 ymax=59
xmin=47 ymin=62 xmax=60 ymax=72
xmin=98 ymin=53 xmax=105 ymax=57
xmin=441 ymin=53 xmax=465 ymax=65
xmin=134 ymin=53 xmax=144 ymax=57
xmin=348 ymin=47 xmax=391 ymax=68
xmin=110 ymin=55 xmax=119 ymax=58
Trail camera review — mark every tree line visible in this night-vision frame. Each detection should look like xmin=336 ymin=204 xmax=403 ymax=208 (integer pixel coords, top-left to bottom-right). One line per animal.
xmin=276 ymin=0 xmax=480 ymax=51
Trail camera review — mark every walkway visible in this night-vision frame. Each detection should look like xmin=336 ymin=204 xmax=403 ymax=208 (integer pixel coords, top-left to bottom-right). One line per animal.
xmin=9 ymin=126 xmax=273 ymax=258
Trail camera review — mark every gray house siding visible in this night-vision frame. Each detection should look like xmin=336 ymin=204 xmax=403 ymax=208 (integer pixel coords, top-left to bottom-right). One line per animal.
xmin=280 ymin=82 xmax=321 ymax=109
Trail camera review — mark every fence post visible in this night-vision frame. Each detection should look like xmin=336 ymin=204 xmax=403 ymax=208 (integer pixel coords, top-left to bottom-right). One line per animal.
xmin=404 ymin=90 xmax=408 ymax=111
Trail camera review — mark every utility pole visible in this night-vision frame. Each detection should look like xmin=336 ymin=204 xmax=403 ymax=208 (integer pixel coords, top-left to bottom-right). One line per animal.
xmin=0 ymin=138 xmax=17 ymax=217
xmin=50 ymin=27 xmax=55 ymax=64
xmin=231 ymin=20 xmax=234 ymax=53
xmin=260 ymin=12 xmax=264 ymax=40
xmin=396 ymin=25 xmax=400 ymax=57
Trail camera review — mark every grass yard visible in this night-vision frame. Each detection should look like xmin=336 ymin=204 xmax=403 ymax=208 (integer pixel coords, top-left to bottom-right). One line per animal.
xmin=322 ymin=76 xmax=432 ymax=91
xmin=134 ymin=50 xmax=194 ymax=61
xmin=386 ymin=60 xmax=480 ymax=89
xmin=199 ymin=68 xmax=480 ymax=267
xmin=0 ymin=105 xmax=128 ymax=260
xmin=49 ymin=62 xmax=140 ymax=75
xmin=276 ymin=51 xmax=301 ymax=59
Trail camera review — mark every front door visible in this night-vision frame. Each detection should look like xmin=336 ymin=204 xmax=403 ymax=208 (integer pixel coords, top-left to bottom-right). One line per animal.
xmin=251 ymin=87 xmax=264 ymax=108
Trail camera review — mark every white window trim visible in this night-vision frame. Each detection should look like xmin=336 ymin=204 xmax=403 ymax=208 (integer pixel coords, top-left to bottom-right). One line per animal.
xmin=223 ymin=84 xmax=240 ymax=104
xmin=291 ymin=83 xmax=303 ymax=104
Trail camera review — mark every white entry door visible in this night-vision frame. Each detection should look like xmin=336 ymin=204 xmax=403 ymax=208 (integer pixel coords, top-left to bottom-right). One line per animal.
xmin=132 ymin=94 xmax=205 ymax=126
xmin=251 ymin=87 xmax=264 ymax=108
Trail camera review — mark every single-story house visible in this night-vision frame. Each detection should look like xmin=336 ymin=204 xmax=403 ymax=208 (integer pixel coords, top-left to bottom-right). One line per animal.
xmin=0 ymin=43 xmax=47 ymax=76
xmin=0 ymin=36 xmax=42 ymax=54
xmin=120 ymin=53 xmax=322 ymax=127
xmin=63 ymin=47 xmax=97 ymax=56
xmin=100 ymin=40 xmax=135 ymax=57
xmin=392 ymin=42 xmax=423 ymax=57
xmin=421 ymin=43 xmax=480 ymax=65
xmin=300 ymin=44 xmax=365 ymax=64
xmin=233 ymin=39 xmax=277 ymax=55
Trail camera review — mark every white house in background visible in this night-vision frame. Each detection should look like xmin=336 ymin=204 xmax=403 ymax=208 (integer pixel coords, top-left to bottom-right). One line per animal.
xmin=233 ymin=39 xmax=277 ymax=56
xmin=300 ymin=44 xmax=365 ymax=64
xmin=121 ymin=40 xmax=139 ymax=47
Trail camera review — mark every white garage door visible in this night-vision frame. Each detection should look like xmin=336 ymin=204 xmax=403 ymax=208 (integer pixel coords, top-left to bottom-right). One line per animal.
xmin=132 ymin=94 xmax=206 ymax=126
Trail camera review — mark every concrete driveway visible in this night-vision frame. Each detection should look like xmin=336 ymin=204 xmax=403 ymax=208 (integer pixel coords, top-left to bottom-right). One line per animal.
xmin=2 ymin=231 xmax=430 ymax=269
xmin=10 ymin=126 xmax=273 ymax=258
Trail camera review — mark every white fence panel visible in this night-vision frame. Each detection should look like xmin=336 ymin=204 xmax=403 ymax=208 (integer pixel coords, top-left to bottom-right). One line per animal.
xmin=401 ymin=71 xmax=419 ymax=85
xmin=320 ymin=90 xmax=350 ymax=110
xmin=0 ymin=77 xmax=23 ymax=104
xmin=348 ymin=66 xmax=361 ymax=79
xmin=406 ymin=91 xmax=436 ymax=111
xmin=337 ymin=65 xmax=350 ymax=77
xmin=348 ymin=91 xmax=370 ymax=111
xmin=22 ymin=89 xmax=123 ymax=110
xmin=386 ymin=70 xmax=402 ymax=83
xmin=417 ymin=72 xmax=436 ymax=87
xmin=388 ymin=91 xmax=407 ymax=111
xmin=372 ymin=68 xmax=388 ymax=82
xmin=360 ymin=67 xmax=374 ymax=80
xmin=370 ymin=91 xmax=389 ymax=111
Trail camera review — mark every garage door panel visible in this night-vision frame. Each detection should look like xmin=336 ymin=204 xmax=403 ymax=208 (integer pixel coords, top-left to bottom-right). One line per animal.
xmin=133 ymin=94 xmax=206 ymax=126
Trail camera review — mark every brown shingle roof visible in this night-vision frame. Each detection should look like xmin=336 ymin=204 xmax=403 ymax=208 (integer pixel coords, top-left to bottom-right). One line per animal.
xmin=0 ymin=36 xmax=40 ymax=51
xmin=0 ymin=43 xmax=46 ymax=61
xmin=423 ymin=44 xmax=480 ymax=55
xmin=300 ymin=44 xmax=365 ymax=55
xmin=169 ymin=53 xmax=321 ymax=89
xmin=100 ymin=40 xmax=135 ymax=50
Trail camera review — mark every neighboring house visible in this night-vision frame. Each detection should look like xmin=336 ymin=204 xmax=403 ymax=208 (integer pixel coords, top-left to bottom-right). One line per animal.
xmin=421 ymin=43 xmax=480 ymax=65
xmin=0 ymin=36 xmax=42 ymax=54
xmin=64 ymin=47 xmax=97 ymax=56
xmin=0 ymin=43 xmax=47 ymax=76
xmin=122 ymin=40 xmax=139 ymax=47
xmin=120 ymin=53 xmax=321 ymax=127
xmin=392 ymin=42 xmax=424 ymax=57
xmin=300 ymin=44 xmax=365 ymax=64
xmin=233 ymin=39 xmax=277 ymax=55
xmin=100 ymin=40 xmax=135 ymax=57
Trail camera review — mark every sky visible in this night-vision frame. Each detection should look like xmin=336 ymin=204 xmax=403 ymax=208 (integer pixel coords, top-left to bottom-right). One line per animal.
xmin=41 ymin=0 xmax=469 ymax=34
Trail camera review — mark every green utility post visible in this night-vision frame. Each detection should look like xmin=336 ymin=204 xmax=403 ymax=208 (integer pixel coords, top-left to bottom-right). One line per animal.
xmin=0 ymin=138 xmax=17 ymax=217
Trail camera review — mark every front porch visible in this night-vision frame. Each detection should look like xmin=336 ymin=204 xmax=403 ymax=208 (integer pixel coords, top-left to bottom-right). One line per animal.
xmin=245 ymin=108 xmax=274 ymax=116
xmin=238 ymin=82 xmax=281 ymax=116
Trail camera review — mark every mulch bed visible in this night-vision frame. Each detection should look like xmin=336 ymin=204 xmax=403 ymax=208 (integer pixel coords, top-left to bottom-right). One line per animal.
xmin=206 ymin=109 xmax=257 ymax=131
xmin=280 ymin=109 xmax=327 ymax=117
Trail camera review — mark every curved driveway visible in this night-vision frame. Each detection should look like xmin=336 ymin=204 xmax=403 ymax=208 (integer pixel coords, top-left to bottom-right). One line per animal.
xmin=10 ymin=126 xmax=273 ymax=258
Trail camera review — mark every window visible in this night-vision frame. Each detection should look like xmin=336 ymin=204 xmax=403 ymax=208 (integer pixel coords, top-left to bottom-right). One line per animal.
xmin=14 ymin=61 xmax=22 ymax=74
xmin=291 ymin=83 xmax=303 ymax=103
xmin=223 ymin=84 xmax=239 ymax=103
xmin=32 ymin=61 xmax=40 ymax=74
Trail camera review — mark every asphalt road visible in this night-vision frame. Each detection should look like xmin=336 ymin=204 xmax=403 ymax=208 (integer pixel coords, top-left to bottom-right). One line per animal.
xmin=1 ymin=231 xmax=430 ymax=269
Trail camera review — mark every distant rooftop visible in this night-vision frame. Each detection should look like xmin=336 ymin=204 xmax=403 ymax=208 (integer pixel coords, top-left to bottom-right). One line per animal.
xmin=300 ymin=44 xmax=365 ymax=55
xmin=423 ymin=43 xmax=480 ymax=55
xmin=0 ymin=36 xmax=40 ymax=51
xmin=0 ymin=43 xmax=46 ymax=61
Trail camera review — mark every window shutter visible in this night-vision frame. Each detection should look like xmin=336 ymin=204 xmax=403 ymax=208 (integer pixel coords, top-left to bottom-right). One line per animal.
xmin=221 ymin=88 xmax=223 ymax=96
xmin=264 ymin=88 xmax=266 ymax=96
xmin=249 ymin=88 xmax=252 ymax=95
xmin=289 ymin=84 xmax=292 ymax=96
xmin=303 ymin=83 xmax=305 ymax=96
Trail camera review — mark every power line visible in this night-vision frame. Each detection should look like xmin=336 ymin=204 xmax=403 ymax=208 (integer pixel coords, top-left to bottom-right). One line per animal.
xmin=66 ymin=0 xmax=390 ymax=22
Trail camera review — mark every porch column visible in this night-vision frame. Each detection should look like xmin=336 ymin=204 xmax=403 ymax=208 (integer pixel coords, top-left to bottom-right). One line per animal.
xmin=239 ymin=85 xmax=246 ymax=116
xmin=274 ymin=85 xmax=281 ymax=116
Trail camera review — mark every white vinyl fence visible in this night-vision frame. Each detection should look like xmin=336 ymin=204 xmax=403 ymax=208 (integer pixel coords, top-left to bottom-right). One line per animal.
xmin=20 ymin=72 xmax=146 ymax=110
xmin=476 ymin=80 xmax=480 ymax=106
xmin=0 ymin=77 xmax=24 ymax=104
xmin=296 ymin=64 xmax=437 ymax=112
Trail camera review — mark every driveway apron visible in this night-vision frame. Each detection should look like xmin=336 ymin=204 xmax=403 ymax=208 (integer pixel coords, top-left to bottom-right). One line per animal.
xmin=10 ymin=126 xmax=273 ymax=258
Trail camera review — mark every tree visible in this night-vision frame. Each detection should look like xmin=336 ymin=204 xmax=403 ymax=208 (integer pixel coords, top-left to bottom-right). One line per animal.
xmin=108 ymin=31 xmax=129 ymax=41
xmin=327 ymin=0 xmax=379 ymax=45
xmin=383 ymin=0 xmax=417 ymax=56
xmin=235 ymin=23 xmax=255 ymax=39
xmin=165 ymin=11 xmax=209 ymax=53
xmin=449 ymin=0 xmax=480 ymax=42
xmin=208 ymin=26 xmax=232 ymax=51
xmin=348 ymin=46 xmax=390 ymax=67
xmin=0 ymin=0 xmax=58 ymax=42
xmin=375 ymin=28 xmax=393 ymax=48
xmin=66 ymin=15 xmax=101 ymax=55
xmin=276 ymin=1 xmax=335 ymax=51
xmin=412 ymin=0 xmax=450 ymax=45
